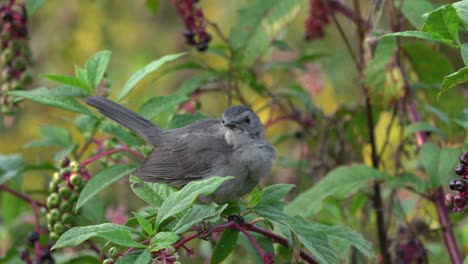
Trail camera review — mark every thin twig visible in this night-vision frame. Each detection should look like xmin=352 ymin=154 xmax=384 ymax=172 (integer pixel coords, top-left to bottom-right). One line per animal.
xmin=0 ymin=184 xmax=47 ymax=208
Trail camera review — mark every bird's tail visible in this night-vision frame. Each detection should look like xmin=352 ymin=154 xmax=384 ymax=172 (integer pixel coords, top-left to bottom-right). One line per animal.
xmin=85 ymin=96 xmax=162 ymax=140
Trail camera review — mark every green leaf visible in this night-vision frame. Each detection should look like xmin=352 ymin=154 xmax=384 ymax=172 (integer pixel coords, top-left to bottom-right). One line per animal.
xmin=285 ymin=165 xmax=386 ymax=218
xmin=401 ymin=0 xmax=434 ymax=28
xmin=177 ymin=73 xmax=215 ymax=95
xmin=167 ymin=112 xmax=208 ymax=129
xmin=42 ymin=75 xmax=91 ymax=93
xmin=289 ymin=219 xmax=340 ymax=264
xmin=453 ymin=1 xmax=468 ymax=28
xmin=419 ymin=143 xmax=460 ymax=187
xmin=115 ymin=250 xmax=143 ymax=264
xmin=146 ymin=0 xmax=161 ymax=15
xmin=404 ymin=122 xmax=445 ymax=139
xmin=365 ymin=37 xmax=396 ymax=89
xmin=76 ymin=164 xmax=138 ymax=209
xmin=403 ymin=43 xmax=453 ymax=83
xmin=75 ymin=65 xmax=87 ymax=81
xmin=315 ymin=224 xmax=374 ymax=258
xmin=0 ymin=154 xmax=24 ymax=184
xmin=117 ymin=53 xmax=186 ymax=101
xmin=85 ymin=50 xmax=112 ymax=91
xmin=7 ymin=87 xmax=93 ymax=115
xmin=425 ymin=105 xmax=450 ymax=125
xmin=454 ymin=109 xmax=468 ymax=129
xmin=134 ymin=249 xmax=151 ymax=264
xmin=26 ymin=125 xmax=73 ymax=148
xmin=385 ymin=173 xmax=430 ymax=193
xmin=99 ymin=121 xmax=142 ymax=147
xmin=25 ymin=0 xmax=45 ymax=15
xmin=52 ymin=223 xmax=142 ymax=249
xmin=133 ymin=213 xmax=153 ymax=235
xmin=461 ymin=43 xmax=468 ymax=66
xmin=130 ymin=176 xmax=174 ymax=208
xmin=210 ymin=228 xmax=239 ymax=264
xmin=138 ymin=94 xmax=188 ymax=120
xmin=250 ymin=184 xmax=295 ymax=207
xmin=422 ymin=5 xmax=461 ymax=46
xmin=150 ymin=232 xmax=179 ymax=251
xmin=230 ymin=0 xmax=305 ymax=67
xmin=172 ymin=205 xmax=219 ymax=234
xmin=381 ymin=31 xmax=456 ymax=47
xmin=438 ymin=67 xmax=468 ymax=99
xmin=155 ymin=176 xmax=234 ymax=227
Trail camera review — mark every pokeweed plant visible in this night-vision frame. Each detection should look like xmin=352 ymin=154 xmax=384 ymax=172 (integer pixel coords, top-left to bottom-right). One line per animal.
xmin=0 ymin=0 xmax=467 ymax=263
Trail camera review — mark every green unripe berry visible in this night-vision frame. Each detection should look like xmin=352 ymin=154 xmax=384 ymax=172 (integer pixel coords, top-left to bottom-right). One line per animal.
xmin=1 ymin=70 xmax=10 ymax=82
xmin=108 ymin=247 xmax=119 ymax=259
xmin=46 ymin=213 xmax=55 ymax=225
xmin=49 ymin=232 xmax=59 ymax=242
xmin=53 ymin=223 xmax=66 ymax=235
xmin=102 ymin=259 xmax=114 ymax=264
xmin=52 ymin=172 xmax=62 ymax=184
xmin=60 ymin=201 xmax=72 ymax=212
xmin=49 ymin=181 xmax=58 ymax=193
xmin=58 ymin=186 xmax=72 ymax=198
xmin=70 ymin=161 xmax=80 ymax=172
xmin=1 ymin=83 xmax=10 ymax=92
xmin=104 ymin=139 xmax=113 ymax=150
xmin=60 ymin=168 xmax=72 ymax=176
xmin=13 ymin=58 xmax=26 ymax=71
xmin=69 ymin=193 xmax=79 ymax=203
xmin=20 ymin=72 xmax=32 ymax=85
xmin=47 ymin=193 xmax=60 ymax=208
xmin=61 ymin=213 xmax=73 ymax=224
xmin=111 ymin=153 xmax=122 ymax=161
xmin=1 ymin=49 xmax=14 ymax=64
xmin=70 ymin=173 xmax=83 ymax=187
xmin=47 ymin=223 xmax=53 ymax=232
xmin=59 ymin=156 xmax=70 ymax=168
xmin=49 ymin=208 xmax=61 ymax=221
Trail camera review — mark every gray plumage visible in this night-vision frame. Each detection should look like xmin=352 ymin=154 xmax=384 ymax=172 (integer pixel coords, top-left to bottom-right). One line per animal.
xmin=85 ymin=97 xmax=276 ymax=204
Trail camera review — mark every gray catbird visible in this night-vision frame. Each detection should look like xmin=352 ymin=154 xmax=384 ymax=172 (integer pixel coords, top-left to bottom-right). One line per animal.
xmin=85 ymin=97 xmax=276 ymax=204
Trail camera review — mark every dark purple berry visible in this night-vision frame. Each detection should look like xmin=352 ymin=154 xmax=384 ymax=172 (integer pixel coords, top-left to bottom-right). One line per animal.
xmin=27 ymin=231 xmax=39 ymax=246
xmin=455 ymin=180 xmax=467 ymax=192
xmin=197 ymin=41 xmax=208 ymax=51
xmin=449 ymin=179 xmax=458 ymax=190
xmin=183 ymin=29 xmax=195 ymax=38
xmin=455 ymin=164 xmax=465 ymax=175
xmin=454 ymin=194 xmax=467 ymax=208
xmin=460 ymin=153 xmax=468 ymax=165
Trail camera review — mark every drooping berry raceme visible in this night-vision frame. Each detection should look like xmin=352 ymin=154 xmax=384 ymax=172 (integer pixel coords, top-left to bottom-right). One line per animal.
xmin=446 ymin=152 xmax=468 ymax=212
xmin=304 ymin=0 xmax=334 ymax=41
xmin=47 ymin=157 xmax=89 ymax=242
xmin=172 ymin=0 xmax=212 ymax=51
xmin=0 ymin=0 xmax=33 ymax=116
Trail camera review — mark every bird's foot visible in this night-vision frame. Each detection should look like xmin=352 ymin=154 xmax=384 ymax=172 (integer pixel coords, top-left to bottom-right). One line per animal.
xmin=228 ymin=214 xmax=245 ymax=227
xmin=197 ymin=222 xmax=213 ymax=240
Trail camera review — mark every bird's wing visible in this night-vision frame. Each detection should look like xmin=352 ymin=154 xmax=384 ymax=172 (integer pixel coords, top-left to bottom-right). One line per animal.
xmin=133 ymin=121 xmax=233 ymax=188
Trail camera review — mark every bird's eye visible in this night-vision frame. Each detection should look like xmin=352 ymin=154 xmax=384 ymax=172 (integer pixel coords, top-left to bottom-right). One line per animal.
xmin=222 ymin=120 xmax=225 ymax=124
xmin=244 ymin=117 xmax=250 ymax=123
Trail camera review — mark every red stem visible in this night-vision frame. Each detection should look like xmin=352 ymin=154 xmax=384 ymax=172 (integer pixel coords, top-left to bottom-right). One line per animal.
xmin=396 ymin=56 xmax=462 ymax=263
xmin=81 ymin=147 xmax=145 ymax=167
xmin=0 ymin=184 xmax=47 ymax=208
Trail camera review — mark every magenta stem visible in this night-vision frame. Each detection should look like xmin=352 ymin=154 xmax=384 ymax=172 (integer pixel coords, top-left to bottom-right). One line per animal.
xmin=81 ymin=147 xmax=145 ymax=167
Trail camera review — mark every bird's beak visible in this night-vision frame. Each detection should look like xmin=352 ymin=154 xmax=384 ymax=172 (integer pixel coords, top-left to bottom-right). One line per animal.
xmin=223 ymin=120 xmax=237 ymax=129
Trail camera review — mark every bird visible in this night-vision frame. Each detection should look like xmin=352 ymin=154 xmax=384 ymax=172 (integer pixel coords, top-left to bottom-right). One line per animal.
xmin=84 ymin=97 xmax=276 ymax=204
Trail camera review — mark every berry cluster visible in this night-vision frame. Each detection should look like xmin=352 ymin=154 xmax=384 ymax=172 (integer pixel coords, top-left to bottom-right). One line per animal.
xmin=102 ymin=247 xmax=120 ymax=264
xmin=47 ymin=157 xmax=89 ymax=242
xmin=445 ymin=152 xmax=468 ymax=212
xmin=304 ymin=0 xmax=334 ymax=41
xmin=0 ymin=0 xmax=32 ymax=115
xmin=172 ymin=0 xmax=212 ymax=51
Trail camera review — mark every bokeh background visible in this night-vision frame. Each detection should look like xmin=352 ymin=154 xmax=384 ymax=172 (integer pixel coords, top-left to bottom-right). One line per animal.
xmin=1 ymin=0 xmax=467 ymax=263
